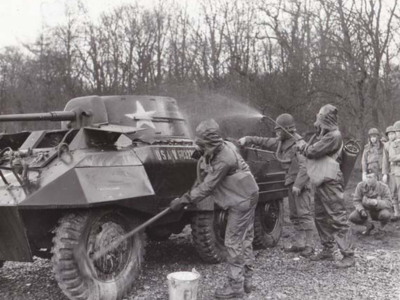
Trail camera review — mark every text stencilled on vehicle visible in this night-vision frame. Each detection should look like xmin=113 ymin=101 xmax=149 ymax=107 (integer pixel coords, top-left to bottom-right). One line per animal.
xmin=153 ymin=148 xmax=195 ymax=161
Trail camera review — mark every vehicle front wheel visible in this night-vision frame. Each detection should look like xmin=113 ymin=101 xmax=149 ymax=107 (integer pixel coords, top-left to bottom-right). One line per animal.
xmin=253 ymin=200 xmax=283 ymax=248
xmin=51 ymin=210 xmax=145 ymax=300
xmin=191 ymin=210 xmax=228 ymax=264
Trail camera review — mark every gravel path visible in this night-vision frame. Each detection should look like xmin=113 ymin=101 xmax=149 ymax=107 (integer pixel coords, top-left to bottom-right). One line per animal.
xmin=1 ymin=194 xmax=399 ymax=300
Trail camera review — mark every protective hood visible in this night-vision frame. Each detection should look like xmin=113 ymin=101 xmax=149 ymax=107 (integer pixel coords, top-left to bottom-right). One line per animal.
xmin=314 ymin=104 xmax=338 ymax=132
xmin=195 ymin=119 xmax=224 ymax=156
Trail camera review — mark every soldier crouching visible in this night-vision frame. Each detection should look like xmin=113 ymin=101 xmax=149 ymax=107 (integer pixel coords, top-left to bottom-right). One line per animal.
xmin=349 ymin=171 xmax=392 ymax=235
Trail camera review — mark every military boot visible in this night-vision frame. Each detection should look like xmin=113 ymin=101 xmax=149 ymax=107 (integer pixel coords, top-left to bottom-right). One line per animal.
xmin=335 ymin=255 xmax=355 ymax=268
xmin=284 ymin=230 xmax=306 ymax=253
xmin=391 ymin=203 xmax=400 ymax=221
xmin=300 ymin=246 xmax=314 ymax=258
xmin=215 ymin=280 xmax=245 ymax=299
xmin=244 ymin=277 xmax=255 ymax=294
xmin=309 ymin=248 xmax=334 ymax=261
xmin=284 ymin=245 xmax=305 ymax=253
xmin=361 ymin=222 xmax=375 ymax=235
xmin=300 ymin=230 xmax=314 ymax=257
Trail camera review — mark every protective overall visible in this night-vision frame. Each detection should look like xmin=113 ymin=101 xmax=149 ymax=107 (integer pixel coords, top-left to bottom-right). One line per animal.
xmin=383 ymin=122 xmax=400 ymax=220
xmin=382 ymin=125 xmax=399 ymax=220
xmin=349 ymin=176 xmax=392 ymax=231
xmin=362 ymin=128 xmax=384 ymax=180
xmin=241 ymin=114 xmax=313 ymax=255
xmin=171 ymin=119 xmax=259 ymax=298
xmin=303 ymin=104 xmax=354 ymax=267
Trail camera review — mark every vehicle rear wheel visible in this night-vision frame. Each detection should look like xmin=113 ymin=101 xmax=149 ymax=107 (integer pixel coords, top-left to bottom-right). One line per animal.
xmin=253 ymin=200 xmax=283 ymax=248
xmin=51 ymin=210 xmax=145 ymax=300
xmin=191 ymin=210 xmax=228 ymax=264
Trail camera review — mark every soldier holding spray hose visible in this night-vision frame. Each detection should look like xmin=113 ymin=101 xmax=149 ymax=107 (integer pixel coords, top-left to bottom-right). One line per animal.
xmin=170 ymin=119 xmax=259 ymax=299
xmin=239 ymin=113 xmax=315 ymax=257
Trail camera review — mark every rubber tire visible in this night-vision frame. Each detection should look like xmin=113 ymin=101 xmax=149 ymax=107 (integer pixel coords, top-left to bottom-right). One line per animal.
xmin=51 ymin=210 xmax=145 ymax=300
xmin=191 ymin=211 xmax=228 ymax=264
xmin=0 ymin=261 xmax=3 ymax=268
xmin=253 ymin=200 xmax=283 ymax=248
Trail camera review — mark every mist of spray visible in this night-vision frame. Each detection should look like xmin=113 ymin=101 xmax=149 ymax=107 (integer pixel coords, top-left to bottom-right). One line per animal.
xmin=185 ymin=93 xmax=264 ymax=122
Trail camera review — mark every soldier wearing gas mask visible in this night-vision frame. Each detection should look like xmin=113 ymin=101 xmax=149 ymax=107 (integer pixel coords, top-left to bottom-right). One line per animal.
xmin=239 ymin=113 xmax=314 ymax=257
xmin=170 ymin=119 xmax=259 ymax=299
xmin=301 ymin=104 xmax=355 ymax=268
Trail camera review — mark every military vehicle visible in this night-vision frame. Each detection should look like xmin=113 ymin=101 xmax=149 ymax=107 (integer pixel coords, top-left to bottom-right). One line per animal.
xmin=0 ymin=95 xmax=287 ymax=300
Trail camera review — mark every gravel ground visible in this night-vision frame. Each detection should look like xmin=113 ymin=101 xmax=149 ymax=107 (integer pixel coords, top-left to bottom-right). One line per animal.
xmin=1 ymin=183 xmax=399 ymax=300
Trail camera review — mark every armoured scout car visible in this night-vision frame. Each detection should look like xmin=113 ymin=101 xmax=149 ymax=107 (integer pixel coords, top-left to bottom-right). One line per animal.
xmin=0 ymin=95 xmax=287 ymax=300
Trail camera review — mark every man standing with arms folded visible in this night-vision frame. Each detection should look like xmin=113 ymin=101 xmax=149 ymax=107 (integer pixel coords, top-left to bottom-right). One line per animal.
xmin=362 ymin=128 xmax=384 ymax=181
xmin=301 ymin=104 xmax=355 ymax=268
xmin=383 ymin=122 xmax=400 ymax=220
xmin=382 ymin=125 xmax=399 ymax=221
xmin=239 ymin=113 xmax=314 ymax=257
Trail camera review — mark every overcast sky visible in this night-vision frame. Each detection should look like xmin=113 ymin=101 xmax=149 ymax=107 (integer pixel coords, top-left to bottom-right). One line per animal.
xmin=0 ymin=0 xmax=197 ymax=48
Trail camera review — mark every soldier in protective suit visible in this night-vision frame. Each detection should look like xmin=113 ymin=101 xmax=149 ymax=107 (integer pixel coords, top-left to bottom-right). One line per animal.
xmin=301 ymin=104 xmax=355 ymax=268
xmin=238 ymin=113 xmax=314 ymax=257
xmin=349 ymin=171 xmax=392 ymax=235
xmin=170 ymin=119 xmax=259 ymax=299
xmin=382 ymin=125 xmax=399 ymax=221
xmin=362 ymin=128 xmax=384 ymax=181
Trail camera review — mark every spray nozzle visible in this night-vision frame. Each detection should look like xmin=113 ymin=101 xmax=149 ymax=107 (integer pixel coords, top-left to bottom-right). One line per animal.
xmin=259 ymin=115 xmax=267 ymax=123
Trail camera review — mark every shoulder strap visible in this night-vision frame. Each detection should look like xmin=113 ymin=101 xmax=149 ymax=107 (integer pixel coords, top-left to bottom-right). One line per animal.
xmin=224 ymin=142 xmax=240 ymax=170
xmin=330 ymin=142 xmax=343 ymax=161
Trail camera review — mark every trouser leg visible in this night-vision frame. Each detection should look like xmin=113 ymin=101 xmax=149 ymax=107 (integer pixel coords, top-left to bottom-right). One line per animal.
xmin=295 ymin=186 xmax=314 ymax=247
xmin=243 ymin=194 xmax=258 ymax=280
xmin=349 ymin=210 xmax=368 ymax=225
xmin=392 ymin=175 xmax=400 ymax=218
xmin=288 ymin=187 xmax=303 ymax=248
xmin=288 ymin=184 xmax=314 ymax=247
xmin=314 ymin=180 xmax=354 ymax=256
xmin=314 ymin=186 xmax=334 ymax=250
xmin=371 ymin=209 xmax=392 ymax=227
xmin=225 ymin=193 xmax=258 ymax=284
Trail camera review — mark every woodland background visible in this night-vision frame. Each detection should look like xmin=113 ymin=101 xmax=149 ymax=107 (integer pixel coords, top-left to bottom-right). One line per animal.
xmin=1 ymin=0 xmax=400 ymax=144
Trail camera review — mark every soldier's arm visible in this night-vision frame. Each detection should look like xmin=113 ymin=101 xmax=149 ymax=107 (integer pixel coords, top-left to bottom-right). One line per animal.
xmin=361 ymin=148 xmax=368 ymax=173
xmin=382 ymin=147 xmax=390 ymax=175
xmin=303 ymin=131 xmax=342 ymax=159
xmin=244 ymin=136 xmax=279 ymax=151
xmin=390 ymin=154 xmax=400 ymax=162
xmin=180 ymin=161 xmax=231 ymax=205
xmin=376 ymin=184 xmax=392 ymax=210
xmin=353 ymin=183 xmax=365 ymax=212
xmin=293 ymin=150 xmax=309 ymax=190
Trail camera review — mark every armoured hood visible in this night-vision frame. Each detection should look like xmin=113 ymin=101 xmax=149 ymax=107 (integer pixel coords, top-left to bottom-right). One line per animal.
xmin=314 ymin=104 xmax=339 ymax=132
xmin=195 ymin=119 xmax=223 ymax=156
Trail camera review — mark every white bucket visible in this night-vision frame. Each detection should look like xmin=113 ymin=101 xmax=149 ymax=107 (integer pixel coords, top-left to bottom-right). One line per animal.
xmin=167 ymin=271 xmax=201 ymax=300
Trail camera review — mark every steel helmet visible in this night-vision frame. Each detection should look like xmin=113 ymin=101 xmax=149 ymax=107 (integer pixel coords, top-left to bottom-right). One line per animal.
xmin=386 ymin=126 xmax=395 ymax=134
xmin=274 ymin=113 xmax=295 ymax=132
xmin=394 ymin=121 xmax=400 ymax=132
xmin=368 ymin=128 xmax=380 ymax=136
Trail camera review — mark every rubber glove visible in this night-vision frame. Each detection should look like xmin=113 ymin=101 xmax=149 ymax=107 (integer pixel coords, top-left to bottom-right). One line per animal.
xmin=238 ymin=137 xmax=247 ymax=147
xmin=170 ymin=198 xmax=186 ymax=211
xmin=292 ymin=186 xmax=301 ymax=196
